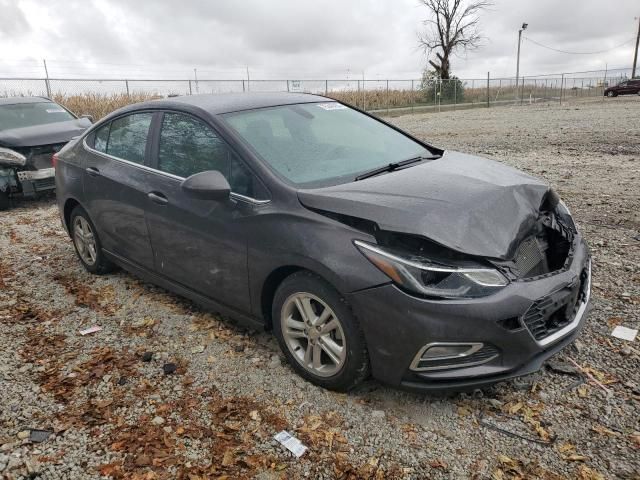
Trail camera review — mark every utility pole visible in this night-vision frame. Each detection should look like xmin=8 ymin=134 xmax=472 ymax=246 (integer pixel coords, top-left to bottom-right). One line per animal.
xmin=632 ymin=17 xmax=640 ymax=78
xmin=515 ymin=22 xmax=528 ymax=99
xmin=43 ymin=59 xmax=51 ymax=98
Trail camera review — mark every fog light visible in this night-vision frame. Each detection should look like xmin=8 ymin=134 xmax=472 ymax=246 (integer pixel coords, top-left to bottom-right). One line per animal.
xmin=421 ymin=343 xmax=484 ymax=360
xmin=410 ymin=342 xmax=499 ymax=372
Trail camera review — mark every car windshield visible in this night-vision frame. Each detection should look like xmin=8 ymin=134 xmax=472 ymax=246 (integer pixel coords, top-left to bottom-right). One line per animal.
xmin=0 ymin=102 xmax=75 ymax=130
xmin=223 ymin=102 xmax=430 ymax=187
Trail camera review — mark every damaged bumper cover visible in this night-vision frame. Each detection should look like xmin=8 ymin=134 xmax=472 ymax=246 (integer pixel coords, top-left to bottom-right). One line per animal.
xmin=346 ymin=233 xmax=591 ymax=391
xmin=16 ymin=167 xmax=55 ymax=182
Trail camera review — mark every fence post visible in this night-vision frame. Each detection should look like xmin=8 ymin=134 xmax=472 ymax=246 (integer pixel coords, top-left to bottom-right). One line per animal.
xmin=411 ymin=79 xmax=414 ymax=113
xmin=454 ymin=80 xmax=457 ymax=110
xmin=363 ymin=79 xmax=366 ymax=111
xmin=325 ymin=79 xmax=328 ymax=96
xmin=126 ymin=80 xmax=130 ymax=96
xmin=187 ymin=80 xmax=191 ymax=95
xmin=386 ymin=79 xmax=389 ymax=115
xmin=487 ymin=72 xmax=490 ymax=108
xmin=286 ymin=80 xmax=290 ymax=92
xmin=242 ymin=80 xmax=245 ymax=92
xmin=559 ymin=73 xmax=564 ymax=105
xmin=520 ymin=77 xmax=524 ymax=105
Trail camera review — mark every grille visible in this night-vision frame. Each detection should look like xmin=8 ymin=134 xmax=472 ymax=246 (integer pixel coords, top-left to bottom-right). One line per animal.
xmin=523 ymin=269 xmax=588 ymax=341
xmin=33 ymin=177 xmax=55 ymax=190
xmin=413 ymin=344 xmax=500 ymax=371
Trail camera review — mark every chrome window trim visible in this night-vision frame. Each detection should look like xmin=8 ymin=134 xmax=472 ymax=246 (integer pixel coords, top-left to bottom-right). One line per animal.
xmin=409 ymin=342 xmax=498 ymax=372
xmin=535 ymin=259 xmax=591 ymax=347
xmin=82 ymin=137 xmax=271 ymax=205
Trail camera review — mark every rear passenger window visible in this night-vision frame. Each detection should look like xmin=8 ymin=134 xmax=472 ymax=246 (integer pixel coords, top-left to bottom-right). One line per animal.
xmin=105 ymin=113 xmax=153 ymax=164
xmin=158 ymin=113 xmax=269 ymax=200
xmin=93 ymin=124 xmax=109 ymax=153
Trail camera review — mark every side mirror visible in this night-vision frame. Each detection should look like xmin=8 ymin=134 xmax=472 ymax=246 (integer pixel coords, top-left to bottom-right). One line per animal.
xmin=80 ymin=114 xmax=94 ymax=123
xmin=181 ymin=170 xmax=231 ymax=201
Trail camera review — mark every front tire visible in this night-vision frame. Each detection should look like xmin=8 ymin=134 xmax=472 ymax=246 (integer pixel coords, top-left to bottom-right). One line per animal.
xmin=70 ymin=205 xmax=114 ymax=275
xmin=272 ymin=271 xmax=370 ymax=391
xmin=606 ymin=91 xmax=616 ymax=97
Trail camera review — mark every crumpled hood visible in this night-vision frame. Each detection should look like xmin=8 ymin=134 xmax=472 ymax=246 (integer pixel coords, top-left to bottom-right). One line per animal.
xmin=0 ymin=118 xmax=91 ymax=148
xmin=297 ymin=151 xmax=550 ymax=260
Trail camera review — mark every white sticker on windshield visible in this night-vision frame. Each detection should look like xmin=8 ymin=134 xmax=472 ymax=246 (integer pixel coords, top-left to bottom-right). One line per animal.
xmin=317 ymin=103 xmax=347 ymax=111
xmin=46 ymin=108 xmax=65 ymax=113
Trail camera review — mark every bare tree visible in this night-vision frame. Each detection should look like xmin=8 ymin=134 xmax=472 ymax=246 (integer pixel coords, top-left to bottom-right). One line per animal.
xmin=418 ymin=0 xmax=492 ymax=79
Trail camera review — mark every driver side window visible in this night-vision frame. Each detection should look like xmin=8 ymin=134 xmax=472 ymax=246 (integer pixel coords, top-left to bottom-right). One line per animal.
xmin=158 ymin=112 xmax=269 ymax=200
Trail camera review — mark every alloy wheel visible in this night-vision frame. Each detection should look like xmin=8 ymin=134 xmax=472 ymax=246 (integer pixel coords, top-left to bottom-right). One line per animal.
xmin=73 ymin=216 xmax=97 ymax=266
xmin=280 ymin=292 xmax=346 ymax=377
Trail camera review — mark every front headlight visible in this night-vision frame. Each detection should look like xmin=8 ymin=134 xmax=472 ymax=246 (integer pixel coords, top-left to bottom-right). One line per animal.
xmin=0 ymin=147 xmax=27 ymax=167
xmin=354 ymin=240 xmax=508 ymax=299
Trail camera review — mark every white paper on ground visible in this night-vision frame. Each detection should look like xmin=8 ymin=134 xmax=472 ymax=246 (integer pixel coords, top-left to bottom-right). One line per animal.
xmin=274 ymin=430 xmax=307 ymax=458
xmin=79 ymin=325 xmax=103 ymax=336
xmin=611 ymin=326 xmax=638 ymax=342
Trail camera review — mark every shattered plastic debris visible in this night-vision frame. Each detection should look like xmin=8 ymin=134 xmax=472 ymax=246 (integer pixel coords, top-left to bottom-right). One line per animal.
xmin=79 ymin=325 xmax=102 ymax=336
xmin=29 ymin=429 xmax=52 ymax=443
xmin=611 ymin=326 xmax=638 ymax=342
xmin=162 ymin=363 xmax=177 ymax=375
xmin=274 ymin=430 xmax=308 ymax=458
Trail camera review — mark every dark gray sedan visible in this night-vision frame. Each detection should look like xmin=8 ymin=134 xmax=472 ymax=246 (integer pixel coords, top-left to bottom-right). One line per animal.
xmin=55 ymin=93 xmax=591 ymax=392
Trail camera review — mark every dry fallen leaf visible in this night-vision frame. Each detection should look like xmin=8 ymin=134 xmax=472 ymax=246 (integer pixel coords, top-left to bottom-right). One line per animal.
xmin=591 ymin=424 xmax=619 ymax=437
xmin=576 ymin=465 xmax=605 ymax=480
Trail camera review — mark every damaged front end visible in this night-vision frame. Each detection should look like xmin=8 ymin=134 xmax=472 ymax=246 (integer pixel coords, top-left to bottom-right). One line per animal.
xmin=0 ymin=144 xmax=60 ymax=207
xmin=349 ymin=188 xmax=581 ymax=300
xmin=495 ymin=189 xmax=576 ymax=281
xmin=350 ymin=188 xmax=590 ymax=354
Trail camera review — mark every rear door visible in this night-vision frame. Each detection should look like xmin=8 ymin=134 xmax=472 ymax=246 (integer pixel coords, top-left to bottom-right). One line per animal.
xmin=143 ymin=111 xmax=270 ymax=311
xmin=83 ymin=112 xmax=156 ymax=269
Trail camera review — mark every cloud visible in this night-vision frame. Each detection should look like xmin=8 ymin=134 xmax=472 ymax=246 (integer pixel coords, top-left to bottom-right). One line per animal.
xmin=0 ymin=0 xmax=31 ymax=38
xmin=0 ymin=0 xmax=637 ymax=80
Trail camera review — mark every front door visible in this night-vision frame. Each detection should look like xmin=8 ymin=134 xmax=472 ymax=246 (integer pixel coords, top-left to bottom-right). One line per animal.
xmin=143 ymin=111 xmax=270 ymax=312
xmin=83 ymin=112 xmax=156 ymax=270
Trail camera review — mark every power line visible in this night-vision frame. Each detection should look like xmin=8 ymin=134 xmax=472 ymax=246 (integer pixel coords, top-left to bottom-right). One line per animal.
xmin=523 ymin=36 xmax=635 ymax=55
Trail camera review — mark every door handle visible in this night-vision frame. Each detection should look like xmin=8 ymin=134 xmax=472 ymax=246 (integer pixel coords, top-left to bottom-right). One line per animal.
xmin=85 ymin=167 xmax=100 ymax=177
xmin=147 ymin=192 xmax=169 ymax=205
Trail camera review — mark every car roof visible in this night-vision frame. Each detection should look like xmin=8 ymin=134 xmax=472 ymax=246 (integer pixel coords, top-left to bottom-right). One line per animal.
xmin=0 ymin=96 xmax=53 ymax=106
xmin=129 ymin=92 xmax=334 ymax=116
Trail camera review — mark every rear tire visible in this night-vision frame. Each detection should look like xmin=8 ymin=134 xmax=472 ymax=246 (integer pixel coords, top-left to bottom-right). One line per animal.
xmin=0 ymin=189 xmax=9 ymax=211
xmin=70 ymin=205 xmax=115 ymax=275
xmin=606 ymin=91 xmax=616 ymax=97
xmin=272 ymin=271 xmax=370 ymax=391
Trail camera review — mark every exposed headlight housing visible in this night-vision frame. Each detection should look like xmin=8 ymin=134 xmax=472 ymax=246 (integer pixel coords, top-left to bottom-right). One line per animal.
xmin=354 ymin=240 xmax=508 ymax=299
xmin=557 ymin=199 xmax=577 ymax=232
xmin=0 ymin=147 xmax=27 ymax=167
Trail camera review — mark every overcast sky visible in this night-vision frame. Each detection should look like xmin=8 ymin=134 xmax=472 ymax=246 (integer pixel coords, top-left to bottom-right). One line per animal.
xmin=1 ymin=0 xmax=638 ymax=80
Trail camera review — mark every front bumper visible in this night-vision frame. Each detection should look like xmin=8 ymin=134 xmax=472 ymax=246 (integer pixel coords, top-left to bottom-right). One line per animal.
xmin=346 ymin=235 xmax=591 ymax=392
xmin=16 ymin=168 xmax=56 ymax=197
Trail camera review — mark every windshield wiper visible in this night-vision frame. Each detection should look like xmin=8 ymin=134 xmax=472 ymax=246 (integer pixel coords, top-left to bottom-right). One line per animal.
xmin=354 ymin=154 xmax=441 ymax=181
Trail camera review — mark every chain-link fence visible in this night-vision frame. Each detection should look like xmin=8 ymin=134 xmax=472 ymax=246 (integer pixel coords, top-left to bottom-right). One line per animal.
xmin=0 ymin=67 xmax=633 ymax=120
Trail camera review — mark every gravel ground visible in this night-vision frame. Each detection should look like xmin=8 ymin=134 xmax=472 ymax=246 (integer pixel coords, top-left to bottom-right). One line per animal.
xmin=1 ymin=96 xmax=639 ymax=480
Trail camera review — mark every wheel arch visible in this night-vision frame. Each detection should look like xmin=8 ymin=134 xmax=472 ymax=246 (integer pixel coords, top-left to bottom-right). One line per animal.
xmin=63 ymin=197 xmax=82 ymax=235
xmin=260 ymin=265 xmax=342 ymax=330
